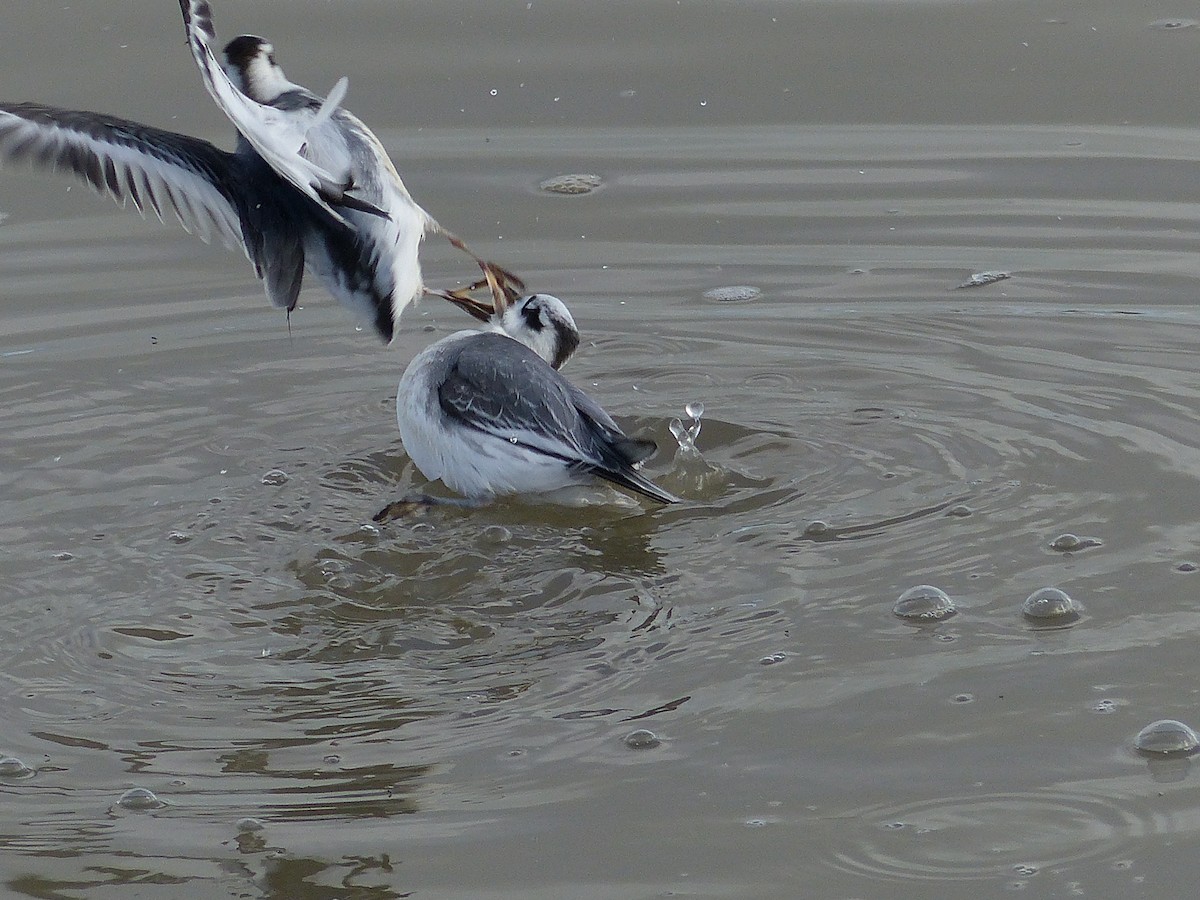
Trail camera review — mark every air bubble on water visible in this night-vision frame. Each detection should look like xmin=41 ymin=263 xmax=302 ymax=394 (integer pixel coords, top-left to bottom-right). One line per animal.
xmin=0 ymin=756 xmax=33 ymax=778
xmin=893 ymin=584 xmax=956 ymax=620
xmin=1175 ymin=561 xmax=1199 ymax=573
xmin=1049 ymin=533 xmax=1101 ymax=552
xmin=489 ymin=88 xmax=498 ymax=96
xmin=539 ymin=173 xmax=603 ymax=195
xmin=166 ymin=531 xmax=190 ymax=545
xmin=480 ymin=524 xmax=513 ymax=545
xmin=1150 ymin=17 xmax=1198 ymax=29
xmin=236 ymin=817 xmax=265 ymax=833
xmin=703 ymin=285 xmax=761 ymax=303
xmin=323 ymin=754 xmax=341 ymax=765
xmin=261 ymin=469 xmax=289 ymax=486
xmin=53 ymin=551 xmax=74 ymax=561
xmin=1134 ymin=719 xmax=1200 ymax=755
xmin=1022 ymin=587 xmax=1081 ymax=623
xmin=759 ymin=652 xmax=787 ymax=666
xmin=623 ymin=729 xmax=661 ymax=750
xmin=118 ymin=787 xmax=164 ymax=810
xmin=956 ymin=271 xmax=1011 ymax=289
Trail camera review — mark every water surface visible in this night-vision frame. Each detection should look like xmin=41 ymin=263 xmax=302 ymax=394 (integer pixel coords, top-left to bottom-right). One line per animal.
xmin=3 ymin=1 xmax=1200 ymax=897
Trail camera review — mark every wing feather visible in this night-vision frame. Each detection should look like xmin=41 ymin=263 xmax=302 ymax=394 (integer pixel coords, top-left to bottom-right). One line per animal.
xmin=0 ymin=102 xmax=244 ymax=252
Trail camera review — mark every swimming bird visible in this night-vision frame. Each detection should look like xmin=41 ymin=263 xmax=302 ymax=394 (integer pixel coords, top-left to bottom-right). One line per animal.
xmin=0 ymin=1 xmax=508 ymax=342
xmin=392 ymin=290 xmax=680 ymax=505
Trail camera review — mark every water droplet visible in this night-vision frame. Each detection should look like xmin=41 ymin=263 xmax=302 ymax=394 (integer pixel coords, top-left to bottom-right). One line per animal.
xmin=759 ymin=652 xmax=787 ymax=666
xmin=684 ymin=401 xmax=704 ymax=420
xmin=1134 ymin=719 xmax=1200 ymax=755
xmin=1021 ymin=587 xmax=1081 ymax=622
xmin=539 ymin=173 xmax=603 ymax=195
xmin=118 ymin=787 xmax=164 ymax=810
xmin=236 ymin=816 xmax=265 ymax=833
xmin=893 ymin=584 xmax=957 ymax=620
xmin=489 ymin=88 xmax=498 ymax=96
xmin=0 ymin=756 xmax=34 ymax=778
xmin=702 ymin=285 xmax=762 ymax=303
xmin=261 ymin=469 xmax=289 ymax=486
xmin=669 ymin=418 xmax=694 ymax=452
xmin=623 ymin=729 xmax=661 ymax=750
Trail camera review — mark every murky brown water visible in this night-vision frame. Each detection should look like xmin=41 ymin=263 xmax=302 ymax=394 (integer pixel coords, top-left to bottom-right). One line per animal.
xmin=4 ymin=1 xmax=1200 ymax=897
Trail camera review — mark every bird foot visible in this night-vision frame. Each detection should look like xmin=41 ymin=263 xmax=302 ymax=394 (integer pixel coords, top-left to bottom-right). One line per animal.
xmin=373 ymin=493 xmax=484 ymax=523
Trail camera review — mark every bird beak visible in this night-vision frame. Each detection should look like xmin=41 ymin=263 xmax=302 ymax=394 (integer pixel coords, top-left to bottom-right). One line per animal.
xmin=426 ymin=281 xmax=495 ymax=322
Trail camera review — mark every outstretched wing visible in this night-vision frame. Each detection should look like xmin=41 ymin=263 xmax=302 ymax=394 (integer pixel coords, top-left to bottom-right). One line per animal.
xmin=178 ymin=0 xmax=355 ymax=222
xmin=0 ymin=102 xmax=244 ymax=250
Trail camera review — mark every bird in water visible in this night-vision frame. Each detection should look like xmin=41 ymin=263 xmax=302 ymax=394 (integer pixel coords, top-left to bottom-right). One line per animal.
xmin=382 ymin=274 xmax=680 ymax=513
xmin=0 ymin=0 xmax=511 ymax=342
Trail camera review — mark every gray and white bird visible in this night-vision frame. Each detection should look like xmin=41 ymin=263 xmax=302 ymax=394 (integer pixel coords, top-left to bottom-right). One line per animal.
xmin=0 ymin=0 xmax=495 ymax=342
xmin=395 ymin=293 xmax=680 ymax=504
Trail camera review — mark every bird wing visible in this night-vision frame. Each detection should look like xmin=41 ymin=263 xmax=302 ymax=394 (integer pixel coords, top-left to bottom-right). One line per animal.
xmin=178 ymin=0 xmax=355 ymax=222
xmin=0 ymin=102 xmax=244 ymax=250
xmin=437 ymin=334 xmax=680 ymax=503
xmin=437 ymin=334 xmax=590 ymax=461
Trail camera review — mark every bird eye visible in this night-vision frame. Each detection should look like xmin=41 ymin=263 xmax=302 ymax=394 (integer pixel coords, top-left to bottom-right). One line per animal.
xmin=520 ymin=300 xmax=543 ymax=331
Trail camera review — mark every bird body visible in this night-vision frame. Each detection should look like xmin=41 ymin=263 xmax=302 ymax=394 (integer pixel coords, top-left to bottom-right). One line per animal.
xmin=396 ymin=294 xmax=679 ymax=504
xmin=0 ymin=0 xmax=455 ymax=342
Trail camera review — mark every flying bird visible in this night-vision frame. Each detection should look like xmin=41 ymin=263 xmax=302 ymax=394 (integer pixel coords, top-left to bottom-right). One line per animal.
xmin=0 ymin=1 xmax=509 ymax=342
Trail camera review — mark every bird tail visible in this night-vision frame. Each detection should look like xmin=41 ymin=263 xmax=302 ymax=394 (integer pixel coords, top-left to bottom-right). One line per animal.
xmin=590 ymin=464 xmax=681 ymax=505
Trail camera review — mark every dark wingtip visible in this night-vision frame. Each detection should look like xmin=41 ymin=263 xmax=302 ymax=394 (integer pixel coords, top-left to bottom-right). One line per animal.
xmin=375 ymin=304 xmax=395 ymax=344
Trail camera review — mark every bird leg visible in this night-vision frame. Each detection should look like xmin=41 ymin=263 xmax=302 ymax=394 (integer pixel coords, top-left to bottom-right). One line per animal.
xmin=373 ymin=494 xmax=485 ymax=522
